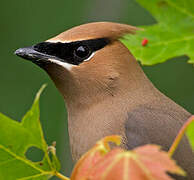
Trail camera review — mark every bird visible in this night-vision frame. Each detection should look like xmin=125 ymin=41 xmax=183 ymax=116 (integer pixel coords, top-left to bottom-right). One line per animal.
xmin=15 ymin=22 xmax=194 ymax=179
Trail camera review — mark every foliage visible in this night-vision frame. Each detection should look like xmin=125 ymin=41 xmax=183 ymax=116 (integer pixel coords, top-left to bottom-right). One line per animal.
xmin=120 ymin=0 xmax=194 ymax=65
xmin=0 ymin=85 xmax=60 ymax=180
xmin=71 ymin=136 xmax=185 ymax=180
xmin=0 ymin=87 xmax=193 ymax=179
xmin=186 ymin=116 xmax=194 ymax=150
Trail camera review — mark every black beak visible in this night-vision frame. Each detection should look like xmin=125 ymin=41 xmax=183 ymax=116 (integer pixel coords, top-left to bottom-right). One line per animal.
xmin=14 ymin=46 xmax=55 ymax=64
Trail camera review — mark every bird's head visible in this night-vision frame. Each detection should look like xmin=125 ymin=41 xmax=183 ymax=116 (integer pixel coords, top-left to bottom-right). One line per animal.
xmin=15 ymin=22 xmax=144 ymax=108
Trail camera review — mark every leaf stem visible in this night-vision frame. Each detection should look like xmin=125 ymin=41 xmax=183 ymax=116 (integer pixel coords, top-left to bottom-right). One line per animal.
xmin=168 ymin=115 xmax=194 ymax=157
xmin=55 ymin=172 xmax=70 ymax=180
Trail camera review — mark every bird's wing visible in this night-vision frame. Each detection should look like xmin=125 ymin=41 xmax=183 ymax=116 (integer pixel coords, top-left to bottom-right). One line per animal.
xmin=124 ymin=104 xmax=194 ymax=179
xmin=124 ymin=104 xmax=186 ymax=150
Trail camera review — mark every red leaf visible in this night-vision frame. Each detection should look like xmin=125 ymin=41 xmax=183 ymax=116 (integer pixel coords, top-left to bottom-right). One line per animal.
xmin=71 ymin=135 xmax=121 ymax=180
xmin=71 ymin=136 xmax=185 ymax=180
xmin=87 ymin=145 xmax=185 ymax=180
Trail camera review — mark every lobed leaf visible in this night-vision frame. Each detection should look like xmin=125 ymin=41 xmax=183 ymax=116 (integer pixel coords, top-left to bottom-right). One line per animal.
xmin=0 ymin=85 xmax=60 ymax=180
xmin=186 ymin=116 xmax=194 ymax=151
xmin=120 ymin=0 xmax=194 ymax=65
xmin=71 ymin=136 xmax=185 ymax=180
xmin=71 ymin=135 xmax=121 ymax=180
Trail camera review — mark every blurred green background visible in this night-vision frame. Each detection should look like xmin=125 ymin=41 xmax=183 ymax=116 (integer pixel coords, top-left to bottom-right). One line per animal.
xmin=0 ymin=0 xmax=194 ymax=178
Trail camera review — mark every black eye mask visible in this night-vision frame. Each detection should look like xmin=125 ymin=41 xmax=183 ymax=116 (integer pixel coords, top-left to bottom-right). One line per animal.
xmin=33 ymin=38 xmax=110 ymax=65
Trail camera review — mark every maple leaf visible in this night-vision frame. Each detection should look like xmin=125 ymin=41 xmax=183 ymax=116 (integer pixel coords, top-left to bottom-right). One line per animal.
xmin=186 ymin=116 xmax=194 ymax=151
xmin=71 ymin=136 xmax=121 ymax=180
xmin=71 ymin=136 xmax=185 ymax=180
xmin=168 ymin=115 xmax=194 ymax=156
xmin=0 ymin=85 xmax=61 ymax=180
xmin=120 ymin=0 xmax=194 ymax=65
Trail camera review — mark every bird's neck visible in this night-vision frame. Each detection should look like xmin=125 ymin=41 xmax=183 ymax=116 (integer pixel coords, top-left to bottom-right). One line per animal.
xmin=63 ymin=57 xmax=157 ymax=161
xmin=45 ymin=50 xmax=158 ymax=161
xmin=66 ymin=82 xmax=156 ymax=161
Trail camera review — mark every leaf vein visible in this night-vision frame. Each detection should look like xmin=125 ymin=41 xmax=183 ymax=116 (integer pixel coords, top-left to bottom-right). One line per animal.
xmin=0 ymin=145 xmax=45 ymax=173
xmin=0 ymin=158 xmax=16 ymax=166
xmin=167 ymin=0 xmax=194 ymax=19
xmin=18 ymin=172 xmax=52 ymax=180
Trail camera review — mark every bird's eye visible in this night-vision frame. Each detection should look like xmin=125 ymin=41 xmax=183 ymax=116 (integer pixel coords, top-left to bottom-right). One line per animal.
xmin=74 ymin=45 xmax=91 ymax=59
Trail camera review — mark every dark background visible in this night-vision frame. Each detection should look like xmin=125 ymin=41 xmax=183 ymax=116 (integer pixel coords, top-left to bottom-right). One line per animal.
xmin=0 ymin=0 xmax=194 ymax=178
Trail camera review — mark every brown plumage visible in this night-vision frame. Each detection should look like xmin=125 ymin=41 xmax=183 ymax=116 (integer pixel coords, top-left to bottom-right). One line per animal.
xmin=15 ymin=22 xmax=194 ymax=179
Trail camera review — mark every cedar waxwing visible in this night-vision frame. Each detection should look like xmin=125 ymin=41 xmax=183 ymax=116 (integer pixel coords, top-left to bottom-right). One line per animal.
xmin=15 ymin=22 xmax=194 ymax=179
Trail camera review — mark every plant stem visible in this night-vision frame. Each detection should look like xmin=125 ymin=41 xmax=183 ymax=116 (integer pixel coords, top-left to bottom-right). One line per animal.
xmin=55 ymin=172 xmax=70 ymax=180
xmin=168 ymin=115 xmax=194 ymax=157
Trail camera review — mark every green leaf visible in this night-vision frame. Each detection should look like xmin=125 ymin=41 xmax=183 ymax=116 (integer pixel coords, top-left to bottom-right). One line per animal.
xmin=120 ymin=0 xmax=194 ymax=65
xmin=186 ymin=117 xmax=194 ymax=151
xmin=0 ymin=85 xmax=60 ymax=180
